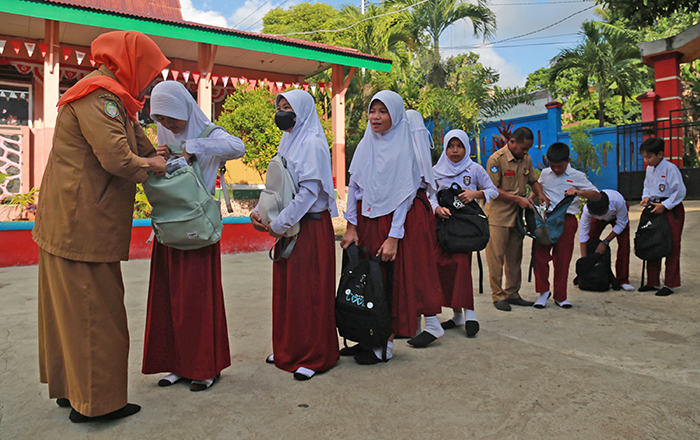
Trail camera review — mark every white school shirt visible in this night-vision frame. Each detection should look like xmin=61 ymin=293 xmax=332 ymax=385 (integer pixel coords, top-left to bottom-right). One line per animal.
xmin=345 ymin=177 xmax=413 ymax=239
xmin=428 ymin=163 xmax=499 ymax=211
xmin=641 ymin=158 xmax=686 ymax=210
xmin=579 ymin=189 xmax=629 ymax=242
xmin=183 ymin=128 xmax=245 ymax=194
xmin=538 ymin=164 xmax=598 ymax=215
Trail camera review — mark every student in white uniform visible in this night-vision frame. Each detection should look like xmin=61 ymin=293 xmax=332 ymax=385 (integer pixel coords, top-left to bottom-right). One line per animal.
xmin=430 ymin=129 xmax=498 ymax=337
xmin=638 ymin=137 xmax=686 ymax=296
xmin=579 ymin=189 xmax=635 ymax=291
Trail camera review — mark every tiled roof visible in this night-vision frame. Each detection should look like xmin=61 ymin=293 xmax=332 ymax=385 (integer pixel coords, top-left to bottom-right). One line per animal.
xmin=46 ymin=0 xmax=182 ymax=20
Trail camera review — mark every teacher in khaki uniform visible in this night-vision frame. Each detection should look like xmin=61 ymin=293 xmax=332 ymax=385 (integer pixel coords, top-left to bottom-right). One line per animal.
xmin=484 ymin=127 xmax=549 ymax=312
xmin=32 ymin=31 xmax=169 ymax=423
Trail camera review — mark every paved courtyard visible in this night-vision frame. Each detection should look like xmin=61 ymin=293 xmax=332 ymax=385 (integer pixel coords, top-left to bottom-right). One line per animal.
xmin=1 ymin=202 xmax=699 ymax=439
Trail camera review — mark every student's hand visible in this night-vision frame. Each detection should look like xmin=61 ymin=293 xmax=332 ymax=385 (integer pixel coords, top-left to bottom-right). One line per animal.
xmin=517 ymin=196 xmax=533 ymax=210
xmin=182 ymin=149 xmax=193 ymax=165
xmin=595 ymin=242 xmax=608 ymax=255
xmin=155 ymin=144 xmax=171 ymax=160
xmin=269 ymin=229 xmax=283 ymax=239
xmin=565 ymin=188 xmax=579 ymax=197
xmin=458 ymin=189 xmax=480 ymax=204
xmin=435 ymin=206 xmax=451 ymax=219
xmin=250 ymin=212 xmax=269 ymax=232
xmin=145 ymin=156 xmax=167 ymax=176
xmin=378 ymin=237 xmax=398 ymax=262
xmin=340 ymin=224 xmax=359 ymax=249
xmin=650 ymin=202 xmax=667 ymax=214
xmin=541 ymin=196 xmax=551 ymax=209
xmin=640 ymin=197 xmax=650 ymax=207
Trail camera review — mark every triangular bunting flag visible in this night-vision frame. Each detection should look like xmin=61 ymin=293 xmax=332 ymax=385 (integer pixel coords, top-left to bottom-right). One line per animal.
xmin=192 ymin=72 xmax=200 ymax=84
xmin=310 ymin=83 xmax=317 ymax=94
xmin=302 ymin=83 xmax=309 ymax=92
xmin=0 ymin=40 xmax=5 ymax=55
xmin=0 ymin=91 xmax=5 ymax=98
xmin=62 ymin=47 xmax=72 ymax=61
xmin=88 ymin=55 xmax=96 ymax=67
xmin=249 ymin=79 xmax=257 ymax=88
xmin=9 ymin=91 xmax=17 ymax=99
xmin=276 ymin=81 xmax=283 ymax=89
xmin=284 ymin=82 xmax=291 ymax=90
xmin=239 ymin=77 xmax=246 ymax=84
xmin=222 ymin=76 xmax=229 ymax=87
xmin=212 ymin=75 xmax=219 ymax=86
xmin=11 ymin=41 xmax=22 ymax=54
xmin=161 ymin=68 xmax=169 ymax=80
xmin=75 ymin=51 xmax=86 ymax=65
xmin=319 ymin=82 xmax=325 ymax=93
xmin=38 ymin=43 xmax=48 ymax=58
xmin=171 ymin=70 xmax=180 ymax=81
xmin=293 ymin=83 xmax=300 ymax=89
xmin=182 ymin=71 xmax=190 ymax=83
xmin=24 ymin=43 xmax=36 ymax=57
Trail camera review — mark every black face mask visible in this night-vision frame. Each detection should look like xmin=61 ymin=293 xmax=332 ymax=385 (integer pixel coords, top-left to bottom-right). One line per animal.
xmin=275 ymin=111 xmax=296 ymax=131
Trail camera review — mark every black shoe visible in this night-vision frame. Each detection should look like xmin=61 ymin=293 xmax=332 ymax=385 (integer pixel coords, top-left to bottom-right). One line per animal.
xmin=440 ymin=319 xmax=458 ymax=330
xmin=339 ymin=345 xmax=365 ymax=356
xmin=507 ymin=297 xmax=535 ymax=307
xmin=190 ymin=374 xmax=220 ymax=392
xmin=354 ymin=350 xmax=385 ymax=365
xmin=407 ymin=331 xmax=438 ymax=348
xmin=638 ymin=285 xmax=659 ymax=292
xmin=56 ymin=398 xmax=71 ymax=408
xmin=655 ymin=287 xmax=674 ymax=296
xmin=265 ymin=355 xmax=275 ymax=364
xmin=465 ymin=321 xmax=480 ymax=338
xmin=69 ymin=404 xmax=141 ymax=423
xmin=493 ymin=300 xmax=511 ymax=311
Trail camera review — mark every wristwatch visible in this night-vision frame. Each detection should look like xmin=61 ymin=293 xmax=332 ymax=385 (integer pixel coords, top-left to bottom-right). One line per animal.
xmin=602 ymin=239 xmax=610 ymax=246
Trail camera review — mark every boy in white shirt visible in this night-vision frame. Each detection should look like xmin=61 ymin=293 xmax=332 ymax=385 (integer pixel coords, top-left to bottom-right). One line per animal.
xmin=579 ymin=189 xmax=635 ymax=291
xmin=638 ymin=137 xmax=686 ymax=296
xmin=533 ymin=142 xmax=601 ymax=309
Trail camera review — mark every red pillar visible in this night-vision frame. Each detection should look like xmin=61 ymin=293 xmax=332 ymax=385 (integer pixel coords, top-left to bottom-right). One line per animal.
xmin=648 ymin=52 xmax=683 ymax=167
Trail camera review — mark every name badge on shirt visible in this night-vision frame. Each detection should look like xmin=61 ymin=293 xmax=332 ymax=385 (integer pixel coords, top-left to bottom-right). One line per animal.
xmin=504 ymin=170 xmax=515 ymax=177
xmin=659 ymin=184 xmax=665 ymax=192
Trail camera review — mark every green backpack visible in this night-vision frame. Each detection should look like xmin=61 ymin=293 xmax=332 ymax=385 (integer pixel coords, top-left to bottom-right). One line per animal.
xmin=142 ymin=124 xmax=225 ymax=250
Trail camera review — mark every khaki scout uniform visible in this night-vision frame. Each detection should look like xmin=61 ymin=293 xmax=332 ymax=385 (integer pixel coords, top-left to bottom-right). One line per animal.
xmin=33 ymin=65 xmax=156 ymax=417
xmin=484 ymin=145 xmax=538 ymax=302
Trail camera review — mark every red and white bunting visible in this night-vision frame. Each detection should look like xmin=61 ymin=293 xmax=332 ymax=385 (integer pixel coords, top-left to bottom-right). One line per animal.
xmin=38 ymin=43 xmax=48 ymax=58
xmin=182 ymin=70 xmax=190 ymax=83
xmin=302 ymin=83 xmax=309 ymax=92
xmin=319 ymin=82 xmax=325 ymax=93
xmin=0 ymin=40 xmax=5 ymax=54
xmin=161 ymin=68 xmax=169 ymax=80
xmin=171 ymin=69 xmax=180 ymax=81
xmin=62 ymin=47 xmax=72 ymax=61
xmin=239 ymin=77 xmax=246 ymax=84
xmin=310 ymin=83 xmax=317 ymax=94
xmin=9 ymin=91 xmax=17 ymax=99
xmin=221 ymin=76 xmax=229 ymax=87
xmin=212 ymin=75 xmax=219 ymax=86
xmin=284 ymin=82 xmax=291 ymax=89
xmin=24 ymin=43 xmax=36 ymax=57
xmin=75 ymin=51 xmax=86 ymax=65
xmin=63 ymin=70 xmax=78 ymax=81
xmin=276 ymin=81 xmax=283 ymax=89
xmin=10 ymin=61 xmax=33 ymax=75
xmin=249 ymin=79 xmax=257 ymax=88
xmin=11 ymin=41 xmax=21 ymax=54
xmin=293 ymin=83 xmax=300 ymax=89
xmin=192 ymin=72 xmax=200 ymax=84
xmin=88 ymin=55 xmax=96 ymax=67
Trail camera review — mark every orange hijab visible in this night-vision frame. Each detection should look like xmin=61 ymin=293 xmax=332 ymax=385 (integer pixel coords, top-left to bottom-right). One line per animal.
xmin=57 ymin=31 xmax=170 ymax=121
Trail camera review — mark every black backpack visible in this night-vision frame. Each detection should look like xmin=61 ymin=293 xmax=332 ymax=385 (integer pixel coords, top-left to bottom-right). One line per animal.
xmin=574 ymin=239 xmax=621 ymax=292
xmin=435 ymin=183 xmax=490 ymax=253
xmin=634 ymin=204 xmax=673 ymax=261
xmin=335 ymin=244 xmax=393 ymax=359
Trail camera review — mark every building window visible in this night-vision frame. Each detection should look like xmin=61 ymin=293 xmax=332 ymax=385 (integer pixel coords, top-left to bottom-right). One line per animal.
xmin=0 ymin=82 xmax=32 ymax=127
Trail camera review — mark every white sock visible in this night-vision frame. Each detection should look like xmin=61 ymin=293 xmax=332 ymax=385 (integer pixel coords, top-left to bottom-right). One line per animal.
xmin=373 ymin=341 xmax=394 ymax=360
xmin=294 ymin=367 xmax=315 ymax=379
xmin=663 ymin=285 xmax=674 ymax=292
xmin=191 ymin=376 xmax=216 ymax=387
xmin=451 ymin=311 xmax=466 ymax=326
xmin=267 ymin=354 xmax=274 ymax=362
xmin=620 ymin=284 xmax=635 ymax=291
xmin=162 ymin=373 xmax=181 ymax=384
xmin=535 ymin=291 xmax=550 ymax=307
xmin=464 ymin=309 xmax=477 ymax=322
xmin=555 ymin=300 xmax=572 ymax=308
xmin=416 ymin=316 xmax=422 ymax=336
xmin=423 ymin=315 xmax=445 ymax=339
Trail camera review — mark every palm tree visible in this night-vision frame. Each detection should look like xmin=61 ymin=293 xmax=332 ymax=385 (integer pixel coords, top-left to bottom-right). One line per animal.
xmin=549 ymin=21 xmax=644 ymax=127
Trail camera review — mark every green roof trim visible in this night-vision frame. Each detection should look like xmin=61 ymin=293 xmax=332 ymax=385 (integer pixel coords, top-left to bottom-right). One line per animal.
xmin=1 ymin=0 xmax=393 ymax=73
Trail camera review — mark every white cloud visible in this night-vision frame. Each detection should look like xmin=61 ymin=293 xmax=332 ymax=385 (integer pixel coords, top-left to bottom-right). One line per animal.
xmin=179 ymin=0 xmax=230 ymax=28
xmin=228 ymin=0 xmax=296 ymax=32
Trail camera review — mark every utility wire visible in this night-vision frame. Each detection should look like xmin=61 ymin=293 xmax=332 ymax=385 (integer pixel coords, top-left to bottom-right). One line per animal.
xmin=243 ymin=0 xmax=291 ymax=31
xmin=233 ymin=0 xmax=271 ymax=29
xmin=491 ymin=0 xmax=592 ymax=5
xmin=443 ymin=40 xmax=578 ymax=49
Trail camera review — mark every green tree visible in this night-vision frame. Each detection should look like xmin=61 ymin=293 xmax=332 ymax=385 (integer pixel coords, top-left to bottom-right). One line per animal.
xmin=595 ymin=0 xmax=700 ymax=28
xmin=549 ymin=21 xmax=644 ymax=127
xmin=261 ymin=2 xmax=340 ymax=45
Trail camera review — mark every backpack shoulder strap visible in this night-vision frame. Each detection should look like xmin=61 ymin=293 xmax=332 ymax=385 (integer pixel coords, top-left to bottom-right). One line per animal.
xmin=199 ymin=124 xmax=220 ymax=139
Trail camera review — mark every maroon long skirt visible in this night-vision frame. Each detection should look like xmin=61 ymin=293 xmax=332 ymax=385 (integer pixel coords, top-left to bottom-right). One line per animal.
xmin=272 ymin=211 xmax=339 ymax=373
xmin=435 ymin=247 xmax=474 ymax=310
xmin=356 ymin=191 xmax=443 ymax=337
xmin=142 ymin=241 xmax=231 ymax=381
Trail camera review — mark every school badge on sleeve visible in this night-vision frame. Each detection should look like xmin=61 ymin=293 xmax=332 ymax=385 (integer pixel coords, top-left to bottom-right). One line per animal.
xmin=104 ymin=101 xmax=119 ymax=118
xmin=490 ymin=166 xmax=498 ymax=173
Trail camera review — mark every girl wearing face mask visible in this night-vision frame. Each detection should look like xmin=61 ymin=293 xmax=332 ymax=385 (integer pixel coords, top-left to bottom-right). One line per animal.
xmin=340 ymin=91 xmax=445 ymax=365
xmin=430 ymin=129 xmax=498 ymax=338
xmin=142 ymin=80 xmax=245 ymax=392
xmin=250 ymin=90 xmax=339 ymax=381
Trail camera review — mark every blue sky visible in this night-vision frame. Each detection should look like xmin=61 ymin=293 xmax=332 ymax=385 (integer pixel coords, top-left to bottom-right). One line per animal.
xmin=180 ymin=0 xmax=600 ymax=87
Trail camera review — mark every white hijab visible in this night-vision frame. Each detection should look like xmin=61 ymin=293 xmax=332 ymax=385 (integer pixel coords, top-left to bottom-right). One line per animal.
xmin=276 ymin=90 xmax=338 ymax=217
xmin=348 ymin=90 xmax=420 ymax=218
xmin=433 ymin=129 xmax=474 ymax=181
xmin=150 ymin=81 xmax=214 ymax=146
xmin=406 ymin=109 xmax=437 ymax=194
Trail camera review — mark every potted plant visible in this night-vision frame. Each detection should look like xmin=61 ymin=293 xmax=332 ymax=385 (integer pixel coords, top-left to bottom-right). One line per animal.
xmin=6 ymin=187 xmax=40 ymax=221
